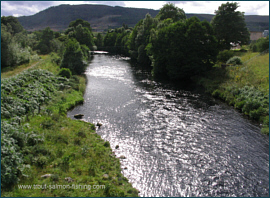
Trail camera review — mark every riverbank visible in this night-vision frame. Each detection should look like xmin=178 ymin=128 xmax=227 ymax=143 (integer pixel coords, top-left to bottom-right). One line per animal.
xmin=1 ymin=54 xmax=139 ymax=197
xmin=194 ymin=51 xmax=269 ymax=135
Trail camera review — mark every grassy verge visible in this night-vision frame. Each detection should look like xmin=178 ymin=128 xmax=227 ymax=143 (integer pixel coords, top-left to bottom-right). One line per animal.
xmin=1 ymin=54 xmax=139 ymax=197
xmin=1 ymin=55 xmax=48 ymax=79
xmin=195 ymin=51 xmax=269 ymax=135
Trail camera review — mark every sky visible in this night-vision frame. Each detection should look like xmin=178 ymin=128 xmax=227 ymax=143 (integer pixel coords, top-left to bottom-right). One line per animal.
xmin=1 ymin=1 xmax=269 ymax=17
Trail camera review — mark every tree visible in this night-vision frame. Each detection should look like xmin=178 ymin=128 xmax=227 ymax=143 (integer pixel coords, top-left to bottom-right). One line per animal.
xmin=152 ymin=17 xmax=218 ymax=81
xmin=69 ymin=19 xmax=92 ymax=31
xmin=211 ymin=2 xmax=250 ymax=50
xmin=36 ymin=27 xmax=55 ymax=54
xmin=95 ymin=33 xmax=103 ymax=48
xmin=66 ymin=19 xmax=95 ymax=50
xmin=156 ymin=3 xmax=186 ymax=22
xmin=60 ymin=39 xmax=86 ymax=75
xmin=1 ymin=16 xmax=24 ymax=35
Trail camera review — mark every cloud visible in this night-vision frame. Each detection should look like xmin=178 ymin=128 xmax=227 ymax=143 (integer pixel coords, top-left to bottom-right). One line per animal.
xmin=1 ymin=1 xmax=56 ymax=16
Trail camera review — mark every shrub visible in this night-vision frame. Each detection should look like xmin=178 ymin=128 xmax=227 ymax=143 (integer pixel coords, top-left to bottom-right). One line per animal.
xmin=50 ymin=53 xmax=61 ymax=65
xmin=58 ymin=68 xmax=72 ymax=79
xmin=217 ymin=50 xmax=234 ymax=62
xmin=212 ymin=89 xmax=222 ymax=98
xmin=249 ymin=107 xmax=265 ymax=121
xmin=1 ymin=133 xmax=23 ymax=188
xmin=36 ymin=156 xmax=48 ymax=168
xmin=242 ymin=100 xmax=261 ymax=115
xmin=226 ymin=56 xmax=242 ymax=65
xmin=256 ymin=36 xmax=269 ymax=52
xmin=104 ymin=141 xmax=110 ymax=147
xmin=234 ymin=100 xmax=246 ymax=110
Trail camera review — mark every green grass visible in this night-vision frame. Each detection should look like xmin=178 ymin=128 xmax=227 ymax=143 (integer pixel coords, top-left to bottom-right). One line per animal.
xmin=1 ymin=115 xmax=138 ymax=197
xmin=1 ymin=54 xmax=139 ymax=197
xmin=197 ymin=51 xmax=269 ymax=135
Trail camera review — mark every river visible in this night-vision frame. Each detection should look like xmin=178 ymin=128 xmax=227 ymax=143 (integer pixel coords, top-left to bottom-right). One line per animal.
xmin=68 ymin=54 xmax=269 ymax=197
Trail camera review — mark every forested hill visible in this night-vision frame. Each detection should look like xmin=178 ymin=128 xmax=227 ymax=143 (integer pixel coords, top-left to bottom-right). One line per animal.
xmin=17 ymin=4 xmax=269 ymax=32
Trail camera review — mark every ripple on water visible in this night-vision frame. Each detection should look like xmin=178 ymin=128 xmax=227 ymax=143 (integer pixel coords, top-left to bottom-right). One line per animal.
xmin=68 ymin=54 xmax=269 ymax=197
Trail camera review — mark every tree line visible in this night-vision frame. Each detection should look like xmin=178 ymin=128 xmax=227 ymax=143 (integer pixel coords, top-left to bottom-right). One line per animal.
xmin=2 ymin=2 xmax=268 ymax=81
xmin=99 ymin=2 xmax=257 ymax=82
xmin=1 ymin=17 xmax=98 ymax=76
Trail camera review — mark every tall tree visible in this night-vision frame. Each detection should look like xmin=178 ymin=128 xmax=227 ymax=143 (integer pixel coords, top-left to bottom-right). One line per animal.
xmin=1 ymin=16 xmax=24 ymax=35
xmin=66 ymin=19 xmax=95 ymax=50
xmin=211 ymin=2 xmax=250 ymax=50
xmin=156 ymin=3 xmax=186 ymax=22
xmin=36 ymin=27 xmax=55 ymax=54
xmin=60 ymin=39 xmax=86 ymax=75
xmin=152 ymin=17 xmax=218 ymax=81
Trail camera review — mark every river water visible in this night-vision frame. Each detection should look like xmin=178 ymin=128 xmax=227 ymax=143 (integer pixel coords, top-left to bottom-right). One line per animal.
xmin=68 ymin=54 xmax=269 ymax=197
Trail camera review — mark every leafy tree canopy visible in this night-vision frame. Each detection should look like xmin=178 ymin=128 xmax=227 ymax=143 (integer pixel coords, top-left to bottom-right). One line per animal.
xmin=152 ymin=17 xmax=218 ymax=81
xmin=156 ymin=3 xmax=186 ymax=22
xmin=66 ymin=19 xmax=95 ymax=49
xmin=68 ymin=19 xmax=92 ymax=31
xmin=60 ymin=39 xmax=86 ymax=75
xmin=211 ymin=2 xmax=250 ymax=50
xmin=1 ymin=16 xmax=24 ymax=35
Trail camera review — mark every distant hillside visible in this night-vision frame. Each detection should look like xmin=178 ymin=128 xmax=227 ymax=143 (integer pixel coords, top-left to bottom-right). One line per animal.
xmin=17 ymin=4 xmax=269 ymax=32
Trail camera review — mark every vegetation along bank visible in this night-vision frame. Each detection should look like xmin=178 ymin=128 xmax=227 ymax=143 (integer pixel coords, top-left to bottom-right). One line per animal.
xmin=1 ymin=16 xmax=139 ymax=197
xmin=100 ymin=2 xmax=269 ymax=134
xmin=1 ymin=1 xmax=268 ymax=196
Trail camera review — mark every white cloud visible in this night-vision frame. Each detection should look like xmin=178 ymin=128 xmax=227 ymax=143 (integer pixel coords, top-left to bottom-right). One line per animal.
xmin=124 ymin=1 xmax=166 ymax=10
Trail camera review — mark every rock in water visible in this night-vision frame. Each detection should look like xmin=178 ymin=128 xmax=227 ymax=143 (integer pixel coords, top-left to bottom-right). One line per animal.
xmin=74 ymin=114 xmax=84 ymax=119
xmin=96 ymin=122 xmax=102 ymax=128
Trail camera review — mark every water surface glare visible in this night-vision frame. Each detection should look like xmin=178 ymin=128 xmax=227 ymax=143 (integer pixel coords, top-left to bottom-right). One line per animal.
xmin=68 ymin=54 xmax=269 ymax=197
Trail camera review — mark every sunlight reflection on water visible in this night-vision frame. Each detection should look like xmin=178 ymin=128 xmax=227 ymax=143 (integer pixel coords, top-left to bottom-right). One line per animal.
xmin=68 ymin=54 xmax=269 ymax=197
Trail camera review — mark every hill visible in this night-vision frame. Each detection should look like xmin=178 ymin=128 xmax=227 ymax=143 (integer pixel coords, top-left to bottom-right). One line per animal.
xmin=17 ymin=4 xmax=269 ymax=32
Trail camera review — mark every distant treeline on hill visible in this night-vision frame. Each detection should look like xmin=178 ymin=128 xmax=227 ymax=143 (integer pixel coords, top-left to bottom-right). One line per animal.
xmin=17 ymin=4 xmax=269 ymax=32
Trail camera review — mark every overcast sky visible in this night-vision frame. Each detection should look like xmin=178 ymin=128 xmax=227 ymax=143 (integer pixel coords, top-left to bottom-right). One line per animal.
xmin=1 ymin=1 xmax=269 ymax=17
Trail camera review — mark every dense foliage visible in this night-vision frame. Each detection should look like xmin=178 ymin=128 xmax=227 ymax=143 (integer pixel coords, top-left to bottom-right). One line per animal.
xmin=151 ymin=17 xmax=218 ymax=81
xmin=249 ymin=36 xmax=269 ymax=52
xmin=65 ymin=19 xmax=95 ymax=50
xmin=1 ymin=16 xmax=38 ymax=68
xmin=1 ymin=69 xmax=72 ymax=188
xmin=60 ymin=39 xmax=87 ymax=75
xmin=211 ymin=2 xmax=250 ymax=50
xmin=156 ymin=2 xmax=186 ymax=22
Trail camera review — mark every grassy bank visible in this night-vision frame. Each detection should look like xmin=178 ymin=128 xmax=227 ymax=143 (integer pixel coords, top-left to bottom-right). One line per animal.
xmin=1 ymin=55 xmax=139 ymax=197
xmin=196 ymin=51 xmax=269 ymax=135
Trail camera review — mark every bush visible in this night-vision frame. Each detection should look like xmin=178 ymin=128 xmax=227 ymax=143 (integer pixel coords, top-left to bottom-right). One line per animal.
xmin=256 ymin=36 xmax=269 ymax=52
xmin=1 ymin=133 xmax=23 ymax=188
xmin=35 ymin=156 xmax=48 ymax=168
xmin=234 ymin=100 xmax=246 ymax=110
xmin=50 ymin=53 xmax=61 ymax=65
xmin=59 ymin=68 xmax=72 ymax=79
xmin=212 ymin=89 xmax=222 ymax=98
xmin=217 ymin=50 xmax=234 ymax=62
xmin=242 ymin=100 xmax=261 ymax=115
xmin=249 ymin=107 xmax=265 ymax=121
xmin=226 ymin=56 xmax=242 ymax=65
xmin=250 ymin=36 xmax=269 ymax=52
xmin=104 ymin=141 xmax=110 ymax=147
